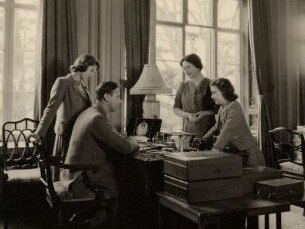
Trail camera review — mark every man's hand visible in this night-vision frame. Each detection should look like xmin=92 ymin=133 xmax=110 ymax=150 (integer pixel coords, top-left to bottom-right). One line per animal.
xmin=128 ymin=136 xmax=140 ymax=151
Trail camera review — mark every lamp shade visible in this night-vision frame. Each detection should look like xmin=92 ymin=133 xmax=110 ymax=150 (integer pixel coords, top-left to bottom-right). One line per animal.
xmin=130 ymin=64 xmax=172 ymax=95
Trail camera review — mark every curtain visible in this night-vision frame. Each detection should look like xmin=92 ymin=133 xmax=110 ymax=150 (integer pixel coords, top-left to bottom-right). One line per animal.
xmin=248 ymin=0 xmax=274 ymax=167
xmin=35 ymin=0 xmax=78 ymax=147
xmin=248 ymin=0 xmax=304 ymax=167
xmin=75 ymin=0 xmax=125 ymax=130
xmin=296 ymin=0 xmax=305 ymax=125
xmin=124 ymin=0 xmax=150 ymax=120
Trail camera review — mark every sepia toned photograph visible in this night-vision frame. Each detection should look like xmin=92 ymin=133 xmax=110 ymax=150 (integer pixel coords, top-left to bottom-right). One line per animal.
xmin=0 ymin=0 xmax=305 ymax=228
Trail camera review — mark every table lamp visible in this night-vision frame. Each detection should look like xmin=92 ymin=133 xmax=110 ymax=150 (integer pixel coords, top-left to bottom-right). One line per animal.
xmin=130 ymin=0 xmax=172 ymax=119
xmin=130 ymin=64 xmax=172 ymax=119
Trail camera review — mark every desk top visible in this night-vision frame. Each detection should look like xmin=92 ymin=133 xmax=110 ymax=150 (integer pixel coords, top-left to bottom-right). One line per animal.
xmin=133 ymin=142 xmax=174 ymax=162
xmin=157 ymin=192 xmax=290 ymax=222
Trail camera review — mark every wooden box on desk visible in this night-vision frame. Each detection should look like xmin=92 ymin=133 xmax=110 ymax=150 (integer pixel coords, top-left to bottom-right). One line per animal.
xmin=242 ymin=166 xmax=283 ymax=194
xmin=164 ymin=151 xmax=242 ymax=181
xmin=255 ymin=178 xmax=304 ymax=199
xmin=164 ymin=174 xmax=243 ymax=203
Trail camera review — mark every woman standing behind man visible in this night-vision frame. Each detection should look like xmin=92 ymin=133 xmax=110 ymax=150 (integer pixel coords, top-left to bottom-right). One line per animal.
xmin=174 ymin=54 xmax=215 ymax=147
xmin=31 ymin=54 xmax=100 ymax=178
xmin=202 ymin=78 xmax=266 ymax=166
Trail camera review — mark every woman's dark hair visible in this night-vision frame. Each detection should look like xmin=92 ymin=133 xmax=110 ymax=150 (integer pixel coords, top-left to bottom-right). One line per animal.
xmin=210 ymin=78 xmax=238 ymax=101
xmin=70 ymin=53 xmax=100 ymax=73
xmin=96 ymin=81 xmax=119 ymax=101
xmin=179 ymin=53 xmax=203 ymax=70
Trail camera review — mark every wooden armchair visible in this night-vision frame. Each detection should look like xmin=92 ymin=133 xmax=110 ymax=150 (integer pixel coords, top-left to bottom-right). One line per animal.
xmin=268 ymin=127 xmax=305 ymax=180
xmin=37 ymin=141 xmax=107 ymax=228
xmin=0 ymin=118 xmax=42 ymax=229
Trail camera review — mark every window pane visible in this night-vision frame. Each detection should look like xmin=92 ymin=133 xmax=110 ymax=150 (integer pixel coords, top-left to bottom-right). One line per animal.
xmin=12 ymin=51 xmax=36 ymax=120
xmin=218 ymin=0 xmax=240 ymax=29
xmin=217 ymin=32 xmax=240 ymax=95
xmin=157 ymin=60 xmax=181 ymax=91
xmin=156 ymin=25 xmax=182 ymax=61
xmin=185 ymin=26 xmax=213 ymax=77
xmin=0 ymin=50 xmax=3 ymax=123
xmin=158 ymin=94 xmax=182 ymax=132
xmin=14 ymin=8 xmax=38 ymax=51
xmin=0 ymin=7 xmax=4 ymax=49
xmin=188 ymin=0 xmax=212 ymax=26
xmin=157 ymin=0 xmax=182 ymax=22
xmin=15 ymin=0 xmax=39 ymax=5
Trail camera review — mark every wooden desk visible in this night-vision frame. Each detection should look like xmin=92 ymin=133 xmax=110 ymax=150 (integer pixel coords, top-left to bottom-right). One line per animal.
xmin=157 ymin=192 xmax=290 ymax=229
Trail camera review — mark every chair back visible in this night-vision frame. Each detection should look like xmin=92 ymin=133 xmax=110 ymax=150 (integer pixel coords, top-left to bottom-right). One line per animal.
xmin=1 ymin=118 xmax=39 ymax=170
xmin=36 ymin=141 xmax=60 ymax=207
xmin=269 ymin=127 xmax=305 ymax=178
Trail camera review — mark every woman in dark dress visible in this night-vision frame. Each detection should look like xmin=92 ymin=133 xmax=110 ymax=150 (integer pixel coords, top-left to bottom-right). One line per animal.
xmin=173 ymin=53 xmax=215 ymax=147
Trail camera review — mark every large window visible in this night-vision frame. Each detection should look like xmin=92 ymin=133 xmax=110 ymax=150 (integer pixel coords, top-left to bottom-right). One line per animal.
xmin=0 ymin=0 xmax=40 ymax=126
xmin=156 ymin=0 xmax=246 ymax=132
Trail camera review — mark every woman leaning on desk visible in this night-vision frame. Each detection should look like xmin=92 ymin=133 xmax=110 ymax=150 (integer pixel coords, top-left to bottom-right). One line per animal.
xmin=201 ymin=78 xmax=266 ymax=167
xmin=30 ymin=54 xmax=100 ymax=165
xmin=173 ymin=54 xmax=216 ymax=147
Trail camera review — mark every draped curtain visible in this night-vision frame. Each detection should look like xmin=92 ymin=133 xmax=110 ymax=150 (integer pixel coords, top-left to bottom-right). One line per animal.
xmin=76 ymin=0 xmax=125 ymax=130
xmin=248 ymin=0 xmax=274 ymax=167
xmin=248 ymin=0 xmax=303 ymax=167
xmin=124 ymin=0 xmax=150 ymax=120
xmin=34 ymin=0 xmax=78 ymax=147
xmin=296 ymin=0 xmax=305 ymax=125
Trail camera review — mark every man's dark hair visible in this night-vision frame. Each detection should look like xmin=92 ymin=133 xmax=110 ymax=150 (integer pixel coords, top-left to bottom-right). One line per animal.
xmin=180 ymin=53 xmax=203 ymax=70
xmin=96 ymin=81 xmax=119 ymax=101
xmin=210 ymin=78 xmax=238 ymax=101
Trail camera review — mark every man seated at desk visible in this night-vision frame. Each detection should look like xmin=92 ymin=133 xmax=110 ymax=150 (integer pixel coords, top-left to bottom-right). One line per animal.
xmin=61 ymin=81 xmax=139 ymax=228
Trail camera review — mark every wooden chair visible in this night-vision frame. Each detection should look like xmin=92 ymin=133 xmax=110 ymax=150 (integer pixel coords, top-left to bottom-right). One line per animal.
xmin=37 ymin=140 xmax=108 ymax=228
xmin=268 ymin=127 xmax=305 ymax=180
xmin=0 ymin=118 xmax=42 ymax=229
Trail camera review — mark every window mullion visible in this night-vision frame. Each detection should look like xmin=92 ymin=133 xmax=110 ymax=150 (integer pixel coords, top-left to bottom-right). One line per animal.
xmin=213 ymin=0 xmax=218 ymax=79
xmin=3 ymin=0 xmax=14 ymax=121
xmin=182 ymin=0 xmax=187 ymax=81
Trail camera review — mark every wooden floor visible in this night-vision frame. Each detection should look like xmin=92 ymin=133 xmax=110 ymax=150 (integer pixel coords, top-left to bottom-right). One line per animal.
xmin=1 ymin=206 xmax=304 ymax=228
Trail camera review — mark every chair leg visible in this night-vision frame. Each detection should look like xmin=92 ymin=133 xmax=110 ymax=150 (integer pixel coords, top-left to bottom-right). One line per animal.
xmin=3 ymin=218 xmax=8 ymax=229
xmin=303 ymin=208 xmax=305 ymax=216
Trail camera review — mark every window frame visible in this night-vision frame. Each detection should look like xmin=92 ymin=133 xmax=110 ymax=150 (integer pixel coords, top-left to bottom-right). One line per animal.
xmin=155 ymin=0 xmax=253 ymax=129
xmin=0 ymin=0 xmax=39 ymax=125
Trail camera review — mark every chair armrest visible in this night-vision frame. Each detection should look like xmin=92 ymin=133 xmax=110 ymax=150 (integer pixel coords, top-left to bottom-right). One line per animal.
xmin=40 ymin=177 xmax=48 ymax=187
xmin=278 ymin=159 xmax=291 ymax=163
xmin=49 ymin=156 xmax=99 ymax=172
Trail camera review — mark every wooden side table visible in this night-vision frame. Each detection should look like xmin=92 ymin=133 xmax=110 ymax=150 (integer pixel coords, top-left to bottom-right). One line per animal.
xmin=157 ymin=192 xmax=290 ymax=229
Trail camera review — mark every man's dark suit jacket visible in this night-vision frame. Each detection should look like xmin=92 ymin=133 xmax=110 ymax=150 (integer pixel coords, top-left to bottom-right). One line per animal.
xmin=60 ymin=103 xmax=135 ymax=199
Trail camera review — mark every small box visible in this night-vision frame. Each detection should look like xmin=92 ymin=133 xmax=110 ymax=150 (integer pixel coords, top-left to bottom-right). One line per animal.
xmin=164 ymin=151 xmax=242 ymax=181
xmin=164 ymin=174 xmax=243 ymax=203
xmin=255 ymin=178 xmax=304 ymax=199
xmin=242 ymin=166 xmax=283 ymax=194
